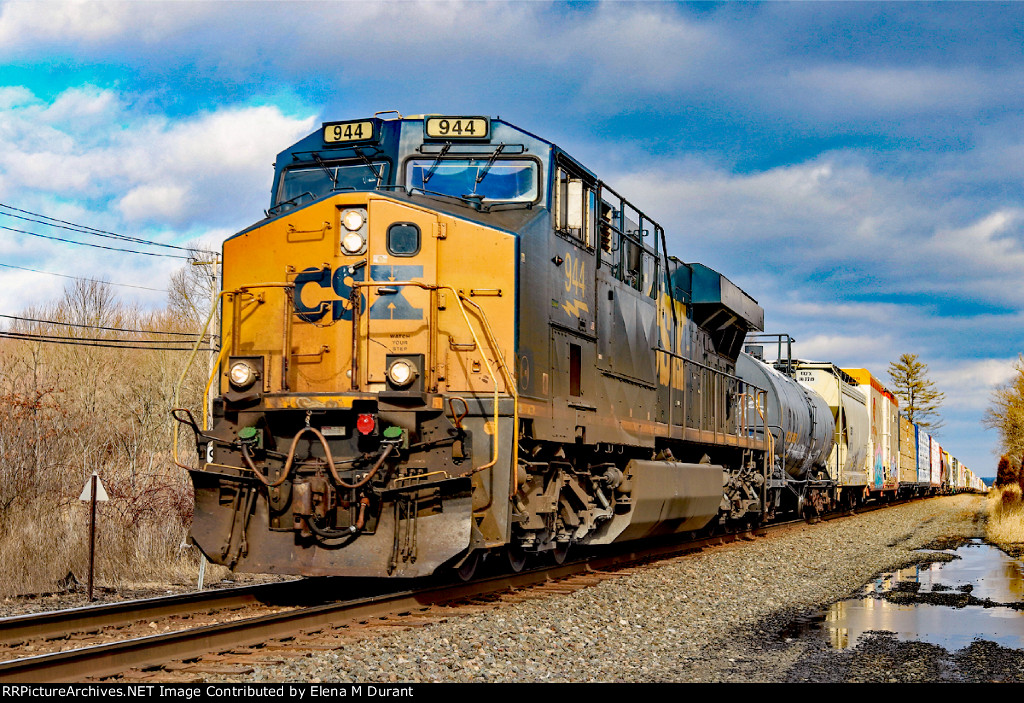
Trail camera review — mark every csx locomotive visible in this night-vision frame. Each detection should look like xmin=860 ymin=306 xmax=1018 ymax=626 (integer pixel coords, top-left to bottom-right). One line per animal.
xmin=175 ymin=113 xmax=974 ymax=580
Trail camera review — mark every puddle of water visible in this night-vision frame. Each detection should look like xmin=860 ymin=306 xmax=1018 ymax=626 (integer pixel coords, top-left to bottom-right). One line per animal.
xmin=790 ymin=539 xmax=1024 ymax=651
xmin=865 ymin=539 xmax=1024 ymax=603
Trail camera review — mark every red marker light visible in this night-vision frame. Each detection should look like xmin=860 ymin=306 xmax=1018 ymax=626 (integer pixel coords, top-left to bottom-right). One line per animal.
xmin=356 ymin=413 xmax=376 ymax=435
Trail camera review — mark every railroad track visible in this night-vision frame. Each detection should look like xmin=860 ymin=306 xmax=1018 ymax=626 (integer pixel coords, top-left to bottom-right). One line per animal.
xmin=0 ymin=501 xmax=920 ymax=683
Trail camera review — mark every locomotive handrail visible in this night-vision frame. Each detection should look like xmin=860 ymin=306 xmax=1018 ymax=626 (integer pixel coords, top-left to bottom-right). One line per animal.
xmin=653 ymin=346 xmax=767 ymax=442
xmin=233 ymin=283 xmax=297 ymax=392
xmin=202 ymin=343 xmax=231 ymax=429
xmin=172 ymin=289 xmax=239 ymax=471
xmin=348 ymin=279 xmax=516 ymax=479
xmin=458 ymin=295 xmax=521 ymax=498
xmin=175 ymin=284 xmax=300 ymax=469
xmin=652 ymin=346 xmax=748 ymax=381
xmin=746 ymin=390 xmax=774 ymax=470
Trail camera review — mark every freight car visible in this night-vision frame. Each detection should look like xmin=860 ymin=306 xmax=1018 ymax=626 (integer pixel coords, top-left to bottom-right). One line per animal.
xmin=173 ymin=113 xmax=978 ymax=580
xmin=842 ymin=368 xmax=900 ymax=499
xmin=733 ymin=351 xmax=835 ymax=517
xmin=737 ymin=337 xmax=978 ymax=506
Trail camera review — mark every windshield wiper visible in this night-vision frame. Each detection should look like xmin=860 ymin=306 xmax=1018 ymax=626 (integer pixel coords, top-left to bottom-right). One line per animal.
xmin=420 ymin=142 xmax=451 ymax=186
xmin=311 ymin=153 xmax=337 ymax=188
xmin=471 ymin=143 xmax=506 ymax=194
xmin=353 ymin=147 xmax=385 ymax=188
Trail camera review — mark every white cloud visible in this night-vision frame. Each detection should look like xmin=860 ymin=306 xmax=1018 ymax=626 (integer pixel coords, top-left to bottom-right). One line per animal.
xmin=118 ymin=184 xmax=188 ymax=222
xmin=0 ymin=1 xmax=212 ymax=49
xmin=930 ymin=210 xmax=1024 ymax=286
xmin=0 ymin=86 xmax=315 ymax=226
xmin=0 ymin=85 xmax=35 ymax=109
xmin=0 ymin=2 xmax=725 ymax=109
xmin=0 ymin=1 xmax=539 ymax=61
xmin=788 ymin=333 xmax=894 ymax=366
xmin=0 ymin=85 xmax=316 ymax=316
xmin=42 ymin=86 xmax=118 ymax=123
xmin=779 ymin=65 xmax=1004 ymax=118
xmin=776 ymin=299 xmax=911 ymax=326
xmin=3 ymin=0 xmax=1023 ymax=141
xmin=932 ymin=358 xmax=1019 ymax=412
xmin=605 ymin=151 xmax=1024 ymax=313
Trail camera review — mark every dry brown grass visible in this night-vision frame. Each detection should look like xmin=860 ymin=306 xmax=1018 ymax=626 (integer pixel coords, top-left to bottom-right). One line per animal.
xmin=0 ymin=275 xmax=217 ymax=598
xmin=985 ymin=485 xmax=1024 ymax=556
xmin=0 ymin=502 xmax=207 ymax=596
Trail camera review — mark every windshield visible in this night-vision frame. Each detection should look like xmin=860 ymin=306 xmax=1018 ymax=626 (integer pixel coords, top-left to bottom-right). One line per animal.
xmin=276 ymin=161 xmax=390 ymax=208
xmin=405 ymin=159 xmax=538 ymax=202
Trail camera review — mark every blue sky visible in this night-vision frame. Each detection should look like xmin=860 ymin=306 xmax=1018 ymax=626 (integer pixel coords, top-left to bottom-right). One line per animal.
xmin=1 ymin=0 xmax=1021 ymax=476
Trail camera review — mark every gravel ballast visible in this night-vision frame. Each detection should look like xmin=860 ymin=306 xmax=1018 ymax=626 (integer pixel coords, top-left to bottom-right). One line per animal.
xmin=199 ymin=493 xmax=1024 ymax=683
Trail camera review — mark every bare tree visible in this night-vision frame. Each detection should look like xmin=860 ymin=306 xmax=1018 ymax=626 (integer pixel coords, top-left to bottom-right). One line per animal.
xmin=168 ymin=243 xmax=219 ymax=332
xmin=0 ymin=269 xmax=215 ymax=593
xmin=985 ymin=354 xmax=1024 ymax=463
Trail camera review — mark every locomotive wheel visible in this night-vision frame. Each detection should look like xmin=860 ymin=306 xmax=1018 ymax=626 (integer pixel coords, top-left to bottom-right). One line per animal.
xmin=507 ymin=544 xmax=528 ymax=573
xmin=552 ymin=542 xmax=570 ymax=565
xmin=456 ymin=551 xmax=481 ymax=582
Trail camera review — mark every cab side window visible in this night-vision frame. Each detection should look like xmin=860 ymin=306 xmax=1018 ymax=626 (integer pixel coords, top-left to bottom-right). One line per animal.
xmin=554 ymin=166 xmax=594 ymax=248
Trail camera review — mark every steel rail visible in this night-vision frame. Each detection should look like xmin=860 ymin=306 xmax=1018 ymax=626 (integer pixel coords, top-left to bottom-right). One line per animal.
xmin=0 ymin=527 xmax=766 ymax=683
xmin=0 ymin=563 xmax=591 ymax=683
xmin=0 ymin=495 xmax=938 ymax=683
xmin=0 ymin=581 xmax=304 ymax=646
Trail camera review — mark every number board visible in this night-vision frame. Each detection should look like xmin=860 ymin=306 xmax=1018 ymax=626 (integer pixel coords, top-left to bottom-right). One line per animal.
xmin=424 ymin=116 xmax=490 ymax=140
xmin=323 ymin=120 xmax=377 ymax=145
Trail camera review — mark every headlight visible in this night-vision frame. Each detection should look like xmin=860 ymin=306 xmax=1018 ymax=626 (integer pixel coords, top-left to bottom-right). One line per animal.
xmin=387 ymin=359 xmax=418 ymax=388
xmin=228 ymin=360 xmax=258 ymax=389
xmin=342 ymin=210 xmax=365 ymax=231
xmin=341 ymin=231 xmax=365 ymax=254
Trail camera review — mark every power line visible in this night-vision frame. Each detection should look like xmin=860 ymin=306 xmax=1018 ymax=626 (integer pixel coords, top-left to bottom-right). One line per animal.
xmin=0 ymin=262 xmax=168 ymax=293
xmin=0 ymin=203 xmax=217 ymax=256
xmin=0 ymin=223 xmax=192 ymax=259
xmin=0 ymin=313 xmax=211 ymax=338
xmin=1 ymin=329 xmax=201 ymax=345
xmin=0 ymin=330 xmax=212 ymax=351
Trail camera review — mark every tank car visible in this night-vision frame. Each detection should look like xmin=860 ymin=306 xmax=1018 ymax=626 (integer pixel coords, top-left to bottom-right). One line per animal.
xmin=174 ymin=113 xmax=775 ymax=579
xmin=734 ymin=351 xmax=835 ymax=516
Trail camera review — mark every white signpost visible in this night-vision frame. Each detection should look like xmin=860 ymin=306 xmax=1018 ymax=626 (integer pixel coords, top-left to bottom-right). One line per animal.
xmin=79 ymin=472 xmax=108 ymax=601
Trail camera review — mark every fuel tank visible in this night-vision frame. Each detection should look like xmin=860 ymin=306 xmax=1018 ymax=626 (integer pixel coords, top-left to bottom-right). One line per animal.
xmin=736 ymin=352 xmax=834 ymax=479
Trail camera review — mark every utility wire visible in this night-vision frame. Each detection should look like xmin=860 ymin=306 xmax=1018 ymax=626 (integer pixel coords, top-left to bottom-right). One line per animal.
xmin=0 ymin=223 xmax=192 ymax=259
xmin=0 ymin=203 xmax=217 ymax=256
xmin=0 ymin=313 xmax=212 ymax=338
xmin=0 ymin=329 xmax=204 ymax=346
xmin=0 ymin=206 xmax=194 ymax=253
xmin=0 ymin=262 xmax=168 ymax=293
xmin=0 ymin=331 xmax=212 ymax=351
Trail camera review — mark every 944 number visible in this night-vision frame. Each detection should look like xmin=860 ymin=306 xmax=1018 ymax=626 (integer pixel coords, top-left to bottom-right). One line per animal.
xmin=564 ymin=251 xmax=586 ymax=297
xmin=425 ymin=117 xmax=488 ymax=139
xmin=324 ymin=121 xmax=373 ymax=143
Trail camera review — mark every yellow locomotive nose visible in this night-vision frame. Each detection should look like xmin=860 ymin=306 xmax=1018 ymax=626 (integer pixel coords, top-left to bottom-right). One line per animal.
xmin=192 ymin=184 xmax=517 ymax=577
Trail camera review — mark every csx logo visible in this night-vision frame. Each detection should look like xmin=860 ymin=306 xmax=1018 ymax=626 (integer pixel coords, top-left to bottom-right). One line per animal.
xmin=294 ymin=265 xmax=424 ymax=322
